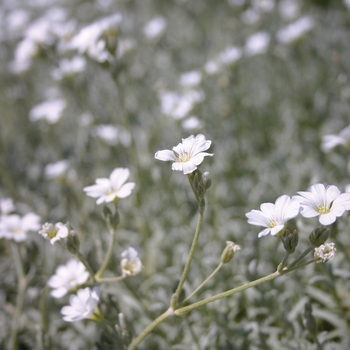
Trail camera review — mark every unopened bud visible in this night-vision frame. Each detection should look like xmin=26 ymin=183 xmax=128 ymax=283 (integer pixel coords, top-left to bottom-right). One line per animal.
xmin=201 ymin=172 xmax=212 ymax=190
xmin=66 ymin=226 xmax=80 ymax=253
xmin=282 ymin=229 xmax=298 ymax=254
xmin=101 ymin=205 xmax=112 ymax=221
xmin=221 ymin=241 xmax=241 ymax=264
xmin=309 ymin=226 xmax=330 ymax=247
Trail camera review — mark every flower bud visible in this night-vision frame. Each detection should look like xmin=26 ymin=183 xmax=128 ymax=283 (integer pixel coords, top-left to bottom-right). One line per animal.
xmin=66 ymin=226 xmax=80 ymax=254
xmin=201 ymin=172 xmax=212 ymax=190
xmin=314 ymin=242 xmax=336 ymax=263
xmin=221 ymin=241 xmax=241 ymax=264
xmin=101 ymin=205 xmax=112 ymax=221
xmin=282 ymin=229 xmax=298 ymax=254
xmin=309 ymin=226 xmax=330 ymax=247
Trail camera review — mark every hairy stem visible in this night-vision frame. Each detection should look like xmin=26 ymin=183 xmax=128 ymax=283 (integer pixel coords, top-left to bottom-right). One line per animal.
xmin=95 ymin=228 xmax=117 ymax=279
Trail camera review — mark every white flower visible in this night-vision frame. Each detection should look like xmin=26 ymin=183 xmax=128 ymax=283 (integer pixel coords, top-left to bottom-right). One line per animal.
xmin=29 ymin=99 xmax=66 ymax=124
xmin=179 ymin=71 xmax=202 ymax=88
xmin=121 ymin=247 xmax=142 ymax=277
xmin=181 ymin=116 xmax=204 ymax=130
xmin=48 ymin=259 xmax=89 ymax=298
xmin=293 ymin=184 xmax=350 ymax=225
xmin=61 ymin=287 xmax=102 ymax=322
xmin=244 ymin=31 xmax=270 ymax=56
xmin=279 ymin=0 xmax=300 ymax=21
xmin=314 ymin=243 xmax=336 ymax=263
xmin=83 ymin=168 xmax=135 ymax=205
xmin=39 ymin=222 xmax=69 ymax=244
xmin=246 ymin=195 xmax=300 ymax=238
xmin=155 ymin=134 xmax=213 ymax=175
xmin=217 ymin=46 xmax=243 ymax=66
xmin=143 ymin=16 xmax=167 ymax=39
xmin=0 ymin=198 xmax=15 ymax=216
xmin=321 ymin=125 xmax=350 ymax=153
xmin=0 ymin=213 xmax=41 ymax=242
xmin=277 ymin=16 xmax=313 ymax=44
xmin=92 ymin=124 xmax=131 ymax=147
xmin=51 ymin=56 xmax=86 ymax=80
xmin=44 ymin=160 xmax=69 ymax=179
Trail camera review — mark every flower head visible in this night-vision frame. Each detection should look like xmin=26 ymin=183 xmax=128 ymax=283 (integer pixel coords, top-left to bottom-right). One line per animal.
xmin=61 ymin=287 xmax=102 ymax=322
xmin=155 ymin=134 xmax=213 ymax=175
xmin=83 ymin=168 xmax=135 ymax=205
xmin=314 ymin=242 xmax=336 ymax=263
xmin=0 ymin=213 xmax=40 ymax=242
xmin=39 ymin=222 xmax=69 ymax=244
xmin=121 ymin=247 xmax=142 ymax=277
xmin=321 ymin=125 xmax=350 ymax=153
xmin=48 ymin=259 xmax=89 ymax=298
xmin=293 ymin=184 xmax=350 ymax=225
xmin=246 ymin=195 xmax=300 ymax=238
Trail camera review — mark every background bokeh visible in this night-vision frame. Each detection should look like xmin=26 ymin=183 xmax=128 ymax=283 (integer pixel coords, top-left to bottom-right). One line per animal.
xmin=1 ymin=0 xmax=350 ymax=349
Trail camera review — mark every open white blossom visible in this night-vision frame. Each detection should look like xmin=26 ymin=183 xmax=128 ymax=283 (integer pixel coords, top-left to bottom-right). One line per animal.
xmin=61 ymin=287 xmax=102 ymax=322
xmin=29 ymin=99 xmax=66 ymax=124
xmin=293 ymin=184 xmax=350 ymax=225
xmin=245 ymin=31 xmax=270 ymax=56
xmin=321 ymin=125 xmax=350 ymax=153
xmin=314 ymin=243 xmax=336 ymax=263
xmin=48 ymin=259 xmax=89 ymax=298
xmin=143 ymin=16 xmax=167 ymax=39
xmin=246 ymin=195 xmax=300 ymax=238
xmin=121 ymin=247 xmax=142 ymax=277
xmin=39 ymin=222 xmax=69 ymax=244
xmin=155 ymin=134 xmax=213 ymax=175
xmin=277 ymin=16 xmax=313 ymax=44
xmin=83 ymin=168 xmax=135 ymax=204
xmin=0 ymin=213 xmax=41 ymax=242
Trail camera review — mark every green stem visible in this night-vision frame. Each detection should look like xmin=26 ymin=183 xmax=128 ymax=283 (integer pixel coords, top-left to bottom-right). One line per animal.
xmin=128 ymin=308 xmax=174 ymax=350
xmin=95 ymin=275 xmax=126 ymax=283
xmin=95 ymin=228 xmax=117 ymax=279
xmin=175 ymin=271 xmax=281 ymax=316
xmin=287 ymin=245 xmax=314 ymax=270
xmin=173 ymin=205 xmax=204 ymax=307
xmin=182 ymin=262 xmax=223 ymax=304
xmin=9 ymin=242 xmax=28 ymax=350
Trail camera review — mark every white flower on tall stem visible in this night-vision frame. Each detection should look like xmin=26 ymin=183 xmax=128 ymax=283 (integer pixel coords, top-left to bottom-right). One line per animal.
xmin=83 ymin=168 xmax=135 ymax=205
xmin=246 ymin=195 xmax=300 ymax=238
xmin=48 ymin=259 xmax=89 ymax=298
xmin=61 ymin=287 xmax=102 ymax=322
xmin=314 ymin=242 xmax=336 ymax=263
xmin=39 ymin=222 xmax=69 ymax=244
xmin=293 ymin=183 xmax=350 ymax=225
xmin=121 ymin=247 xmax=142 ymax=277
xmin=321 ymin=125 xmax=350 ymax=153
xmin=0 ymin=213 xmax=41 ymax=242
xmin=155 ymin=134 xmax=213 ymax=175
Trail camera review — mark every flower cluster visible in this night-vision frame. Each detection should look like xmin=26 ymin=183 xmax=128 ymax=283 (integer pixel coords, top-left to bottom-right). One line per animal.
xmin=246 ymin=183 xmax=350 ymax=237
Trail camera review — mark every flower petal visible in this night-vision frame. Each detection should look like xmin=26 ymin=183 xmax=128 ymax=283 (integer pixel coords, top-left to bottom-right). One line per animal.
xmin=154 ymin=149 xmax=176 ymax=162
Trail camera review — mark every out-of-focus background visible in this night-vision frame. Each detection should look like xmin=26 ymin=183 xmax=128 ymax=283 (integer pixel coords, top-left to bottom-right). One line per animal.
xmin=1 ymin=0 xmax=350 ymax=349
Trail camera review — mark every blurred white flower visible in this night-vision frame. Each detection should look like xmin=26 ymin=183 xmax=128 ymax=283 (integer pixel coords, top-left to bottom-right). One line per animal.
xmin=48 ymin=259 xmax=89 ymax=298
xmin=39 ymin=222 xmax=69 ymax=244
xmin=61 ymin=287 xmax=102 ymax=322
xmin=117 ymin=38 xmax=136 ymax=58
xmin=217 ymin=46 xmax=243 ymax=66
xmin=279 ymin=0 xmax=300 ymax=21
xmin=121 ymin=247 xmax=142 ymax=277
xmin=245 ymin=31 xmax=270 ymax=56
xmin=29 ymin=99 xmax=66 ymax=124
xmin=143 ymin=16 xmax=167 ymax=39
xmin=51 ymin=56 xmax=86 ymax=80
xmin=179 ymin=71 xmax=202 ymax=88
xmin=155 ymin=134 xmax=213 ymax=175
xmin=181 ymin=116 xmax=204 ymax=130
xmin=246 ymin=195 xmax=300 ymax=238
xmin=6 ymin=9 xmax=30 ymax=38
xmin=92 ymin=124 xmax=131 ymax=147
xmin=293 ymin=184 xmax=350 ymax=225
xmin=321 ymin=125 xmax=350 ymax=153
xmin=0 ymin=198 xmax=15 ymax=216
xmin=241 ymin=9 xmax=260 ymax=25
xmin=84 ymin=168 xmax=135 ymax=204
xmin=0 ymin=213 xmax=41 ymax=242
xmin=344 ymin=0 xmax=350 ymax=10
xmin=277 ymin=16 xmax=313 ymax=44
xmin=204 ymin=60 xmax=220 ymax=75
xmin=44 ymin=160 xmax=70 ymax=179
xmin=314 ymin=243 xmax=336 ymax=263
xmin=253 ymin=0 xmax=275 ymax=12
xmin=159 ymin=90 xmax=205 ymax=120
xmin=10 ymin=38 xmax=39 ymax=74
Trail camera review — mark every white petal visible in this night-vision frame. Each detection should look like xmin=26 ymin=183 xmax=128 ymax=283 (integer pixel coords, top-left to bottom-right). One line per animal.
xmin=258 ymin=228 xmax=271 ymax=237
xmin=110 ymin=168 xmax=130 ymax=190
xmin=117 ymin=182 xmax=135 ymax=198
xmin=299 ymin=206 xmax=319 ymax=218
xmin=155 ymin=149 xmax=176 ymax=161
xmin=190 ymin=152 xmax=214 ymax=166
xmin=172 ymin=162 xmax=183 ymax=172
xmin=319 ymin=213 xmax=336 ymax=225
xmin=182 ymin=161 xmax=197 ymax=174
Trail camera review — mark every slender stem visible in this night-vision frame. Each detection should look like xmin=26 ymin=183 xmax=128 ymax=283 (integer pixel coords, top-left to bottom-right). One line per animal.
xmin=128 ymin=308 xmax=174 ymax=350
xmin=95 ymin=275 xmax=126 ymax=283
xmin=285 ymin=259 xmax=316 ymax=272
xmin=175 ymin=271 xmax=281 ymax=316
xmin=173 ymin=205 xmax=204 ymax=306
xmin=95 ymin=228 xmax=117 ymax=279
xmin=39 ymin=285 xmax=50 ymax=350
xmin=9 ymin=242 xmax=28 ymax=350
xmin=287 ymin=245 xmax=314 ymax=270
xmin=182 ymin=262 xmax=223 ymax=304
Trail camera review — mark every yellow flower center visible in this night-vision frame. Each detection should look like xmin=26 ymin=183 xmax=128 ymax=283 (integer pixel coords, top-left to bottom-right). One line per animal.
xmin=174 ymin=151 xmax=191 ymax=163
xmin=316 ymin=205 xmax=331 ymax=214
xmin=268 ymin=220 xmax=277 ymax=228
